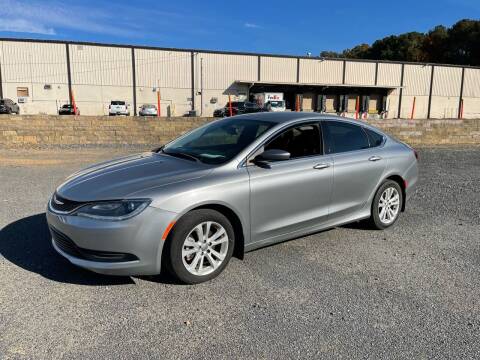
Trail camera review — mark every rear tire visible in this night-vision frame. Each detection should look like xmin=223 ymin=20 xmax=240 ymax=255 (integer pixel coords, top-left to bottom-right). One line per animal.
xmin=368 ymin=180 xmax=403 ymax=230
xmin=164 ymin=209 xmax=235 ymax=284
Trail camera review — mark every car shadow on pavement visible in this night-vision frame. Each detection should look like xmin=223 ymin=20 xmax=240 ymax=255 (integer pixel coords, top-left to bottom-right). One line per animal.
xmin=0 ymin=213 xmax=135 ymax=286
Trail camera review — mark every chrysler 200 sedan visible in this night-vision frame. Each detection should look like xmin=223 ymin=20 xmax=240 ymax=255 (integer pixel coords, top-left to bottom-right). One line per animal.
xmin=47 ymin=113 xmax=418 ymax=284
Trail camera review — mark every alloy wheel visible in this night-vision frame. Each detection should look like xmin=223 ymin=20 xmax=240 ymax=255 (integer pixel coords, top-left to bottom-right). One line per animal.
xmin=181 ymin=221 xmax=229 ymax=276
xmin=378 ymin=187 xmax=400 ymax=225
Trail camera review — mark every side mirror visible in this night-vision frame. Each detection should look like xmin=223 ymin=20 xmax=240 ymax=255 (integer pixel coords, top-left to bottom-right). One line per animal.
xmin=253 ymin=149 xmax=290 ymax=168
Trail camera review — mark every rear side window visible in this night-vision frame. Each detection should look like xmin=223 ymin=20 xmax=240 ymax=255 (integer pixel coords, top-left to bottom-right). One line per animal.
xmin=364 ymin=128 xmax=385 ymax=147
xmin=265 ymin=123 xmax=322 ymax=159
xmin=322 ymin=121 xmax=370 ymax=154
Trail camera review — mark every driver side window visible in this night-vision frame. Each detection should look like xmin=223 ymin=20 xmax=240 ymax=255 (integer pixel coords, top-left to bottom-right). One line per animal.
xmin=265 ymin=123 xmax=322 ymax=159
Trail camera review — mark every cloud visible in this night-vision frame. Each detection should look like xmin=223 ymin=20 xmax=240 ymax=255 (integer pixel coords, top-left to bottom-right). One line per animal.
xmin=0 ymin=0 xmax=142 ymax=37
xmin=0 ymin=19 xmax=55 ymax=35
xmin=244 ymin=22 xmax=261 ymax=29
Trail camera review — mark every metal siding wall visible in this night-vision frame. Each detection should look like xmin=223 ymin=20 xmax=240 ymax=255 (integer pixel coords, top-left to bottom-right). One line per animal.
xmin=135 ymin=49 xmax=191 ymax=117
xmin=299 ymin=59 xmax=343 ymax=84
xmin=376 ymin=63 xmax=402 ymax=86
xmin=0 ymin=41 xmax=68 ymax=84
xmin=0 ymin=40 xmax=69 ymax=114
xmin=199 ymin=53 xmax=257 ymax=90
xmin=135 ymin=49 xmax=190 ymax=89
xmin=345 ymin=61 xmax=376 ymax=85
xmin=432 ymin=66 xmax=462 ymax=96
xmin=260 ymin=56 xmax=297 ymax=83
xmin=463 ymin=68 xmax=480 ymax=97
xmin=70 ymin=44 xmax=132 ymax=86
xmin=402 ymin=64 xmax=432 ymax=96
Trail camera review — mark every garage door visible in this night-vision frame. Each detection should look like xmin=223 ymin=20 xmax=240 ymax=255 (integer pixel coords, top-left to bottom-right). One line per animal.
xmin=347 ymin=95 xmax=358 ymax=112
xmin=325 ymin=95 xmax=336 ymax=113
xmin=302 ymin=93 xmax=314 ymax=111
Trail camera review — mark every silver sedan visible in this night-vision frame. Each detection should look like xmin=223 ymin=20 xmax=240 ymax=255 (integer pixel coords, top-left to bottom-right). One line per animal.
xmin=139 ymin=104 xmax=158 ymax=116
xmin=47 ymin=113 xmax=418 ymax=284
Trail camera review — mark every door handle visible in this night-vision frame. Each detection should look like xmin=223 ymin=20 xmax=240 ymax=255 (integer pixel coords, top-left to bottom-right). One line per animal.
xmin=368 ymin=156 xmax=382 ymax=162
xmin=313 ymin=163 xmax=330 ymax=170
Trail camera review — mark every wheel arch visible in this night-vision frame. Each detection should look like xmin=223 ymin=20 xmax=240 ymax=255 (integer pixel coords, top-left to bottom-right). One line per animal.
xmin=168 ymin=203 xmax=246 ymax=260
xmin=384 ymin=174 xmax=407 ymax=212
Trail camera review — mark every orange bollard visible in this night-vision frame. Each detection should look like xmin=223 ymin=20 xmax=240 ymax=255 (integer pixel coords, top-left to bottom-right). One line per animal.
xmin=71 ymin=91 xmax=78 ymax=116
xmin=157 ymin=90 xmax=161 ymax=117
xmin=355 ymin=96 xmax=360 ymax=119
xmin=410 ymin=96 xmax=416 ymax=119
xmin=228 ymin=95 xmax=233 ymax=117
xmin=459 ymin=99 xmax=464 ymax=119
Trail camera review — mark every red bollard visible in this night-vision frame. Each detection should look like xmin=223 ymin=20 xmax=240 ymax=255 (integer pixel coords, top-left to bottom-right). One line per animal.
xmin=355 ymin=96 xmax=359 ymax=119
xmin=228 ymin=95 xmax=233 ymax=117
xmin=157 ymin=90 xmax=161 ymax=117
xmin=410 ymin=96 xmax=416 ymax=120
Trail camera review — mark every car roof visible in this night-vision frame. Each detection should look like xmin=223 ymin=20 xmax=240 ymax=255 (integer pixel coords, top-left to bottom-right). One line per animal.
xmin=232 ymin=112 xmax=356 ymax=124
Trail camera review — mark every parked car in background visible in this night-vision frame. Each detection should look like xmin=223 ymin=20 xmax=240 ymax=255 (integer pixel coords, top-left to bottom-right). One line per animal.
xmin=58 ymin=104 xmax=79 ymax=115
xmin=213 ymin=107 xmax=226 ymax=117
xmin=46 ymin=112 xmax=418 ymax=284
xmin=109 ymin=101 xmax=130 ymax=116
xmin=139 ymin=104 xmax=158 ymax=116
xmin=213 ymin=101 xmax=262 ymax=117
xmin=0 ymin=98 xmax=20 ymax=114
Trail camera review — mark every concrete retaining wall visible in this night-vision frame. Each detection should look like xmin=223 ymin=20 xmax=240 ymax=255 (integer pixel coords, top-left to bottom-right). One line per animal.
xmin=0 ymin=115 xmax=479 ymax=148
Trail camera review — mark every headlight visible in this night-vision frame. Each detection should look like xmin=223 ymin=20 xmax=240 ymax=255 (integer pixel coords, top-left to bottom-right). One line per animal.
xmin=75 ymin=199 xmax=151 ymax=221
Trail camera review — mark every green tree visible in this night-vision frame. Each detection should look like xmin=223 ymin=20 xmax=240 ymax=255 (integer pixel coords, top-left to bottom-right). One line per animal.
xmin=319 ymin=19 xmax=480 ymax=66
xmin=343 ymin=44 xmax=370 ymax=59
xmin=422 ymin=25 xmax=449 ymax=63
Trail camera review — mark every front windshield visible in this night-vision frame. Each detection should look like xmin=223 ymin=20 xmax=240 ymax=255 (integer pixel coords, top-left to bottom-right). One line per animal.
xmin=269 ymin=101 xmax=285 ymax=107
xmin=162 ymin=118 xmax=275 ymax=165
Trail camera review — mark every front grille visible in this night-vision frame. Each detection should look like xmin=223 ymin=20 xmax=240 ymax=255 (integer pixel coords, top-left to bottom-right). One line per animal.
xmin=51 ymin=227 xmax=84 ymax=258
xmin=50 ymin=192 xmax=85 ymax=213
xmin=50 ymin=227 xmax=138 ymax=263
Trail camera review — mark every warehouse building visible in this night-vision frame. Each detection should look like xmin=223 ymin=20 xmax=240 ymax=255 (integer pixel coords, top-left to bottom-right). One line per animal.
xmin=0 ymin=38 xmax=479 ymax=119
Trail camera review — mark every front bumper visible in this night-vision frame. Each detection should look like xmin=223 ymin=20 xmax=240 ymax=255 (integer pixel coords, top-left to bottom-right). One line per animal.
xmin=46 ymin=206 xmax=177 ymax=276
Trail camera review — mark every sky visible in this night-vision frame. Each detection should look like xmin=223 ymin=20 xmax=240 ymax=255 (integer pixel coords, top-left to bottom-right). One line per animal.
xmin=0 ymin=0 xmax=478 ymax=56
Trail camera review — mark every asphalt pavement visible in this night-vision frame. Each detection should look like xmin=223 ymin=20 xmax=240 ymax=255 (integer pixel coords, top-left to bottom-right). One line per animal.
xmin=0 ymin=147 xmax=479 ymax=359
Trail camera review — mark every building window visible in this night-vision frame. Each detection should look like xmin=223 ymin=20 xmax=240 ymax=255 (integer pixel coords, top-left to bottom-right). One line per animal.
xmin=17 ymin=87 xmax=29 ymax=97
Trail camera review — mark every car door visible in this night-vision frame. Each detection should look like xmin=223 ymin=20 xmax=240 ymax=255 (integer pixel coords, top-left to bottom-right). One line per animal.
xmin=247 ymin=122 xmax=334 ymax=245
xmin=322 ymin=120 xmax=386 ymax=220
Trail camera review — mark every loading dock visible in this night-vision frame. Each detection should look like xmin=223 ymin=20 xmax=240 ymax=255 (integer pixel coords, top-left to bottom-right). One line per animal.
xmin=239 ymin=80 xmax=399 ymax=117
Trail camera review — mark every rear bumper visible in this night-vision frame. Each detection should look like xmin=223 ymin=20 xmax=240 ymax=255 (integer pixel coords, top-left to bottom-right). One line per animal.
xmin=46 ymin=206 xmax=177 ymax=276
xmin=404 ymin=159 xmax=419 ymax=201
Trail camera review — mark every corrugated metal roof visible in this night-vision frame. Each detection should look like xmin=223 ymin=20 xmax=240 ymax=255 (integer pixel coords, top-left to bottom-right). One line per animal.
xmin=236 ymin=80 xmax=403 ymax=89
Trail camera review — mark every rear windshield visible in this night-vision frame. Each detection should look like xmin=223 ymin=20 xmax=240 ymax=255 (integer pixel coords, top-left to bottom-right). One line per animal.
xmin=143 ymin=104 xmax=156 ymax=109
xmin=62 ymin=104 xmax=72 ymax=108
xmin=111 ymin=101 xmax=126 ymax=105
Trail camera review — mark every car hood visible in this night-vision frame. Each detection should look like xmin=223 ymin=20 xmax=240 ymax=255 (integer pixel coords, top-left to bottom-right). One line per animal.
xmin=56 ymin=152 xmax=212 ymax=201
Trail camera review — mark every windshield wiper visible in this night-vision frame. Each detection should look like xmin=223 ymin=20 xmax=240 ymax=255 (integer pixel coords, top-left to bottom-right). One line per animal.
xmin=163 ymin=150 xmax=201 ymax=163
xmin=152 ymin=145 xmax=164 ymax=153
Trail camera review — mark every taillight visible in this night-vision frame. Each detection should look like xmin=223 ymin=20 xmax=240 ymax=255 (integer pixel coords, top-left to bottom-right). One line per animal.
xmin=413 ymin=149 xmax=419 ymax=160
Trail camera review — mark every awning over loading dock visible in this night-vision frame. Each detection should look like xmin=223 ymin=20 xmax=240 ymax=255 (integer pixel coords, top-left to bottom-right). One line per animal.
xmin=235 ymin=80 xmax=403 ymax=90
xmin=235 ymin=80 xmax=401 ymax=114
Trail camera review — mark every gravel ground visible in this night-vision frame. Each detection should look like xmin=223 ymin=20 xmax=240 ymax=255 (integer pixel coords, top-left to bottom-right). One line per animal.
xmin=0 ymin=147 xmax=479 ymax=359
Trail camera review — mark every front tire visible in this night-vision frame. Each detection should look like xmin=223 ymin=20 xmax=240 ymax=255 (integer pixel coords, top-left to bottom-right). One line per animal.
xmin=369 ymin=180 xmax=403 ymax=230
xmin=164 ymin=209 xmax=235 ymax=284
